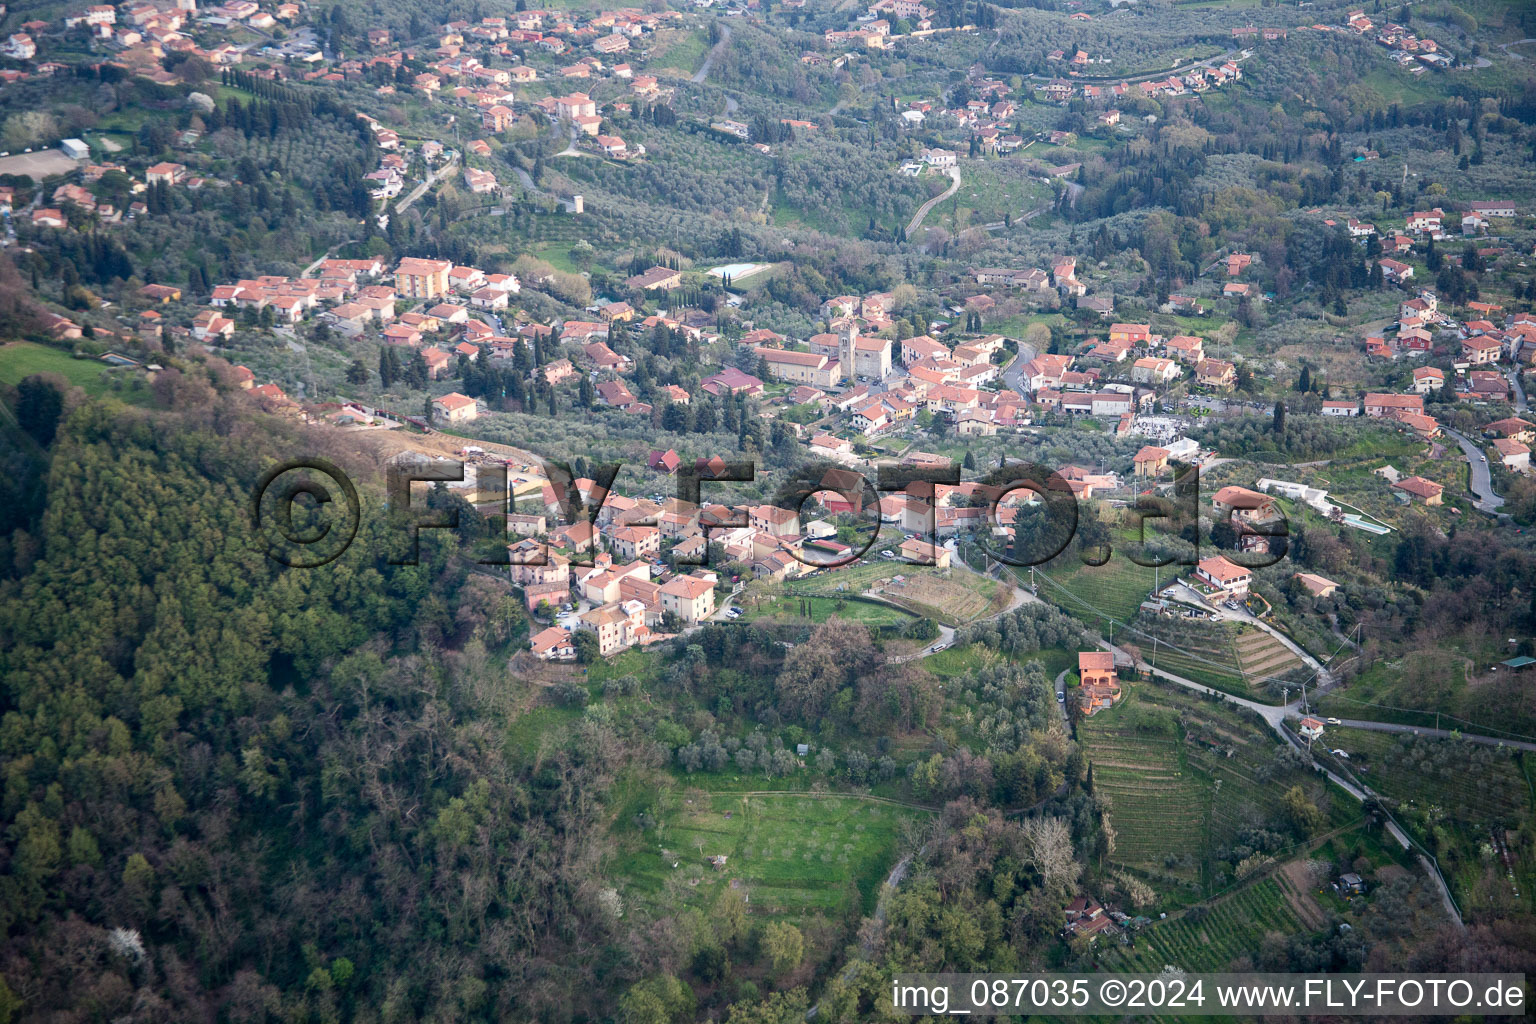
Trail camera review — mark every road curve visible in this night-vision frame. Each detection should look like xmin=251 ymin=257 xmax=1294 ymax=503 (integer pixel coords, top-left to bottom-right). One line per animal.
xmin=906 ymin=167 xmax=961 ymax=238
xmin=691 ymin=23 xmax=732 ymax=84
xmin=1441 ymin=426 xmax=1506 ymax=514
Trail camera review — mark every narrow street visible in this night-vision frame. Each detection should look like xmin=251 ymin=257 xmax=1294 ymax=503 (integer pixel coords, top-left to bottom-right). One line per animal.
xmin=1441 ymin=426 xmax=1506 ymax=514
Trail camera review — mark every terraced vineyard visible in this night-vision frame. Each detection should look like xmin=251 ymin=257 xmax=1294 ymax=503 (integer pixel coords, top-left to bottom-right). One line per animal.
xmin=1107 ymin=878 xmax=1305 ymax=972
xmin=1232 ymin=628 xmax=1303 ymax=685
xmin=1141 ymin=618 xmax=1253 ymax=699
xmin=1083 ymin=684 xmax=1349 ymax=888
xmin=1080 ymin=708 xmax=1209 ymax=882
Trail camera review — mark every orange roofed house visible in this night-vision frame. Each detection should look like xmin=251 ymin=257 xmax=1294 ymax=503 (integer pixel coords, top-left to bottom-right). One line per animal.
xmin=1077 ymin=651 xmax=1122 ymax=716
xmin=1195 ymin=554 xmax=1252 ymax=596
xmin=431 ymin=391 xmax=478 ymax=424
xmin=659 ymin=572 xmax=717 ymax=624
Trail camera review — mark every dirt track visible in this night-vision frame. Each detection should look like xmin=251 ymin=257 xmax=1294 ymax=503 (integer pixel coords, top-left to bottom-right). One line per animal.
xmin=331 ymin=423 xmax=542 ymax=471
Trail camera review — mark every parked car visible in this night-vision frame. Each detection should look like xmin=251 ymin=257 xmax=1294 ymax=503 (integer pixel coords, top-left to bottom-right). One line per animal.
xmin=1325 ymin=717 xmax=1341 ymax=725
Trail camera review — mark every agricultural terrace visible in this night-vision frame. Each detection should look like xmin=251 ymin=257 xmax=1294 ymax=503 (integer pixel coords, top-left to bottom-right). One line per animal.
xmin=1105 ymin=877 xmax=1307 ymax=973
xmin=1080 ymin=683 xmax=1352 ymax=895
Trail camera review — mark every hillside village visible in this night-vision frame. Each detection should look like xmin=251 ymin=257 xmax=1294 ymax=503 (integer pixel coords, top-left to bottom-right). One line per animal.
xmin=6 ymin=1 xmax=1536 ymax=1015
xmin=8 ymin=4 xmax=1536 ymax=657
xmin=4 ymin=4 xmax=1535 ymax=649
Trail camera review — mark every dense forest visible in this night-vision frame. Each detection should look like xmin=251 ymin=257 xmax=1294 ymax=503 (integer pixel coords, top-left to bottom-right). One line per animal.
xmin=0 ymin=368 xmax=648 ymax=1021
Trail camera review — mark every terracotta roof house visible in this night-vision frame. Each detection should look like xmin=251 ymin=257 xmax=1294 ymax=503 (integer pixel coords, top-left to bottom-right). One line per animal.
xmin=1393 ymin=476 xmax=1443 ymax=505
xmin=1295 ymin=572 xmax=1338 ymax=598
xmin=1133 ymin=445 xmax=1170 ymax=477
xmin=700 ymin=367 xmax=763 ymax=397
xmin=1077 ymin=651 xmax=1121 ymax=716
xmin=625 ymin=265 xmax=683 ymax=291
xmin=1195 ymin=555 xmax=1252 ymax=595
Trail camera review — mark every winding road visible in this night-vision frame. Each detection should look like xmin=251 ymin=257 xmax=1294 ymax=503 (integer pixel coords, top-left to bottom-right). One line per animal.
xmin=905 ymin=167 xmax=961 ymax=238
xmin=999 ymin=343 xmax=1039 ymax=396
xmin=396 ymin=152 xmax=458 ymax=213
xmin=691 ymin=23 xmax=732 ymax=84
xmin=1442 ymin=426 xmax=1507 ymax=514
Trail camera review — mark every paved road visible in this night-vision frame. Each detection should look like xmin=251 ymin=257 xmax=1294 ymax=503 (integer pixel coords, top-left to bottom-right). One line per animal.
xmin=1496 ymin=38 xmax=1536 ymax=62
xmin=1509 ymin=367 xmax=1528 ymax=412
xmin=1442 ymin=426 xmax=1506 ymax=514
xmin=396 ymin=153 xmax=458 ymax=213
xmin=905 ymin=167 xmax=960 ymax=238
xmin=999 ymin=342 xmax=1039 ymax=396
xmin=1164 ymin=582 xmax=1336 ymax=690
xmin=1332 ymin=718 xmax=1536 ymax=752
xmin=691 ymin=23 xmax=732 ymax=84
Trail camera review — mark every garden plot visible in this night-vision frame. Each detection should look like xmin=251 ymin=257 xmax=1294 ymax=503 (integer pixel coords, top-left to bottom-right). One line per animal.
xmin=612 ymin=791 xmax=923 ymax=927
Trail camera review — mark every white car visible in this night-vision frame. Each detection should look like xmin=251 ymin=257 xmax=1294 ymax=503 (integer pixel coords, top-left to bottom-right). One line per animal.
xmin=1325 ymin=717 xmax=1341 ymax=725
xmin=1057 ymin=692 xmax=1066 ymax=703
xmin=928 ymin=642 xmax=948 ymax=653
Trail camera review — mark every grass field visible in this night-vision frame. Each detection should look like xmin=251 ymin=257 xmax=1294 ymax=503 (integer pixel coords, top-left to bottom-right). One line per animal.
xmin=783 ymin=562 xmax=1007 ymax=627
xmin=741 ymin=593 xmax=915 ymax=628
xmin=651 ymin=28 xmax=709 ymax=74
xmin=611 ymin=787 xmax=924 ymax=926
xmin=0 ymin=342 xmax=118 ymax=395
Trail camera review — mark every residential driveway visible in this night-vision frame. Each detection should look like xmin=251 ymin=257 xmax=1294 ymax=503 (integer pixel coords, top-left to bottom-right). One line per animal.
xmin=1441 ymin=427 xmax=1506 ymax=514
